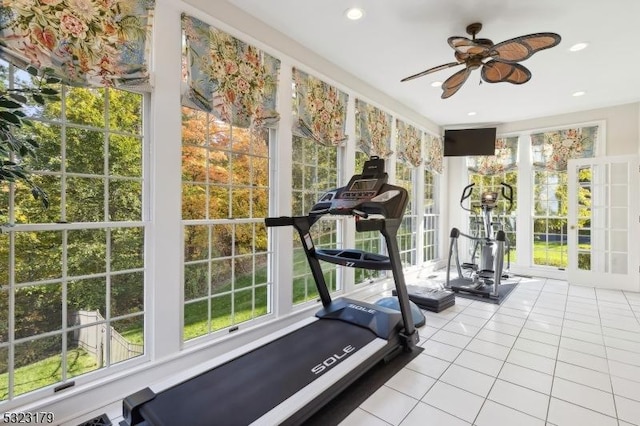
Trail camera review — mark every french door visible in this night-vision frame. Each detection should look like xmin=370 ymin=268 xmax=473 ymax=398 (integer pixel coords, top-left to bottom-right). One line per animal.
xmin=567 ymin=155 xmax=639 ymax=291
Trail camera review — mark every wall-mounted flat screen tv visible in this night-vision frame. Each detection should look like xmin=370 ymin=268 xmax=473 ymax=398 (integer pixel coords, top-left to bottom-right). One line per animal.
xmin=443 ymin=127 xmax=497 ymax=157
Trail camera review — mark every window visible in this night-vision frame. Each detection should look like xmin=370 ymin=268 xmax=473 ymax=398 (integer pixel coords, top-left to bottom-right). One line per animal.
xmin=291 ymin=137 xmax=340 ymax=303
xmin=0 ymin=60 xmax=145 ymax=401
xmin=423 ymin=169 xmax=439 ymax=262
xmin=354 ymin=152 xmax=384 ymax=284
xmin=532 ymin=170 xmax=568 ymax=267
xmin=467 ymin=172 xmax=518 ymax=265
xmin=395 ymin=161 xmax=417 ymax=267
xmin=530 ymin=126 xmax=597 ymax=269
xmin=466 ymin=137 xmax=518 ymax=265
xmin=181 ymin=107 xmax=271 ymax=340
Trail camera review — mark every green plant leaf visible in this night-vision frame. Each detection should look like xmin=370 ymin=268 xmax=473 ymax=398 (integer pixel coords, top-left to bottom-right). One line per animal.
xmin=26 ymin=66 xmax=39 ymax=76
xmin=10 ymin=168 xmax=27 ymax=179
xmin=31 ymin=186 xmax=50 ymax=208
xmin=0 ymin=170 xmax=17 ymax=181
xmin=41 ymin=88 xmax=58 ymax=96
xmin=0 ymin=110 xmax=21 ymax=125
xmin=8 ymin=93 xmax=27 ymax=104
xmin=0 ymin=99 xmax=22 ymax=109
xmin=32 ymin=94 xmax=45 ymax=105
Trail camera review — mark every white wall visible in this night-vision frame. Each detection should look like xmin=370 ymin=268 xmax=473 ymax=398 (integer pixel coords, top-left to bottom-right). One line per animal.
xmin=499 ymin=102 xmax=640 ymax=156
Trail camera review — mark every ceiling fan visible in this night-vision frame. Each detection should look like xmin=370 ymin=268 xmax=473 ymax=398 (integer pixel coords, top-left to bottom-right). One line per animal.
xmin=401 ymin=23 xmax=561 ymax=99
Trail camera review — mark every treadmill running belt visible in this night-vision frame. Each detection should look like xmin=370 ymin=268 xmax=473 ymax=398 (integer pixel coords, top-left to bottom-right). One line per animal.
xmin=139 ymin=320 xmax=377 ymax=426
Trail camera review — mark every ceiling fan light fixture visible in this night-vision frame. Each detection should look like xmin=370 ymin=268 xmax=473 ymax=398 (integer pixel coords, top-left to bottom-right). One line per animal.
xmin=467 ymin=111 xmax=477 ymax=116
xmin=345 ymin=7 xmax=364 ymax=20
xmin=431 ymin=81 xmax=443 ymax=87
xmin=569 ymin=42 xmax=589 ymax=52
xmin=572 ymin=91 xmax=586 ymax=97
xmin=400 ymin=23 xmax=561 ymax=98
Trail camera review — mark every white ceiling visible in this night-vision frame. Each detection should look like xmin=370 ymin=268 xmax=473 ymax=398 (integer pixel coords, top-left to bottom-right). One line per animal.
xmin=226 ymin=0 xmax=640 ymax=127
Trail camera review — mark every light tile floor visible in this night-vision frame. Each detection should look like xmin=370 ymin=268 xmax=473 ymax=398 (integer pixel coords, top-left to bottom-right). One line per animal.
xmin=341 ymin=276 xmax=640 ymax=426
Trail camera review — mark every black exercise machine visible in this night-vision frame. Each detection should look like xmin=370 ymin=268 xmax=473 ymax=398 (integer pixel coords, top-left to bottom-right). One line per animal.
xmin=121 ymin=156 xmax=419 ymax=425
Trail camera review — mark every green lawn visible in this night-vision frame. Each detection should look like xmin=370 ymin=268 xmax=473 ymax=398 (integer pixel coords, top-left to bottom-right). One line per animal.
xmin=183 ymin=264 xmax=271 ymax=340
xmin=531 ymin=241 xmax=590 ymax=268
xmin=120 ymin=327 xmax=144 ymax=345
xmin=532 ymin=241 xmax=567 ymax=267
xmin=0 ymin=348 xmax=96 ymax=400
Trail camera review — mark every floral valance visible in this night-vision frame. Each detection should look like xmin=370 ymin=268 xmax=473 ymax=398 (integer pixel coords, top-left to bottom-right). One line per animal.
xmin=355 ymin=99 xmax=392 ymax=158
xmin=424 ymin=134 xmax=443 ymax=174
xmin=0 ymin=0 xmax=154 ymax=89
xmin=396 ymin=119 xmax=422 ymax=167
xmin=531 ymin=126 xmax=598 ymax=171
xmin=292 ymin=68 xmax=348 ymax=147
xmin=467 ymin=136 xmax=519 ymax=175
xmin=182 ymin=14 xmax=280 ymax=129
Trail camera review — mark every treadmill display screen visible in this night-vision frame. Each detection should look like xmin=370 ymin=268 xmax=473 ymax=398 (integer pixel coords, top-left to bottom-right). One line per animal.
xmin=349 ymin=179 xmax=377 ymax=191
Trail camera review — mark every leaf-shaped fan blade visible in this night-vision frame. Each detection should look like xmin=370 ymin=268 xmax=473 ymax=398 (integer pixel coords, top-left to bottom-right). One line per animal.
xmin=481 ymin=60 xmax=532 ymax=84
xmin=441 ymin=67 xmax=472 ymax=99
xmin=448 ymin=37 xmax=491 ymax=56
xmin=400 ymin=62 xmax=463 ymax=82
xmin=491 ymin=33 xmax=561 ymax=63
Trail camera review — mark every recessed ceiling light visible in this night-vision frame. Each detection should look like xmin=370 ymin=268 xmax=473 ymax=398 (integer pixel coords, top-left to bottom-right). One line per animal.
xmin=431 ymin=81 xmax=442 ymax=87
xmin=569 ymin=42 xmax=589 ymax=52
xmin=572 ymin=91 xmax=586 ymax=97
xmin=345 ymin=7 xmax=364 ymax=20
xmin=467 ymin=111 xmax=477 ymax=116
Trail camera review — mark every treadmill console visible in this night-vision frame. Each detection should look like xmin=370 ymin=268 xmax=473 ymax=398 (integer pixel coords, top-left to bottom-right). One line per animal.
xmin=341 ymin=178 xmax=381 ymax=199
xmin=311 ymin=157 xmax=407 ymax=219
xmin=480 ymin=191 xmax=499 ymax=209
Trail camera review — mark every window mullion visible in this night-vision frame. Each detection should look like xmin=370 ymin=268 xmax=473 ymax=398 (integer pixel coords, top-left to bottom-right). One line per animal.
xmin=60 ymin=86 xmax=68 ymax=222
xmin=104 ymin=89 xmax=110 ymax=222
xmin=7 ymin=231 xmax=15 ymax=401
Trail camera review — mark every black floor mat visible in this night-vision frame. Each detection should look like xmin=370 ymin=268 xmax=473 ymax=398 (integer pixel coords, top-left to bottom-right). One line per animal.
xmin=452 ymin=281 xmax=519 ymax=304
xmin=303 ymin=346 xmax=424 ymax=426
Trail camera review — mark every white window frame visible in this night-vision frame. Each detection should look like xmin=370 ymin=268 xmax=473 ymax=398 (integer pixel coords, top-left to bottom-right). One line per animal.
xmin=0 ymin=65 xmax=149 ymax=406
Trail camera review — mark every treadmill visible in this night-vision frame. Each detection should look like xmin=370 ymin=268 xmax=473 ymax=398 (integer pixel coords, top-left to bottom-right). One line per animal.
xmin=122 ymin=156 xmax=419 ymax=426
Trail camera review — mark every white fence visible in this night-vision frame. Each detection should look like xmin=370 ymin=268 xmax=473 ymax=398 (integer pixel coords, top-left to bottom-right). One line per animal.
xmin=70 ymin=310 xmax=143 ymax=365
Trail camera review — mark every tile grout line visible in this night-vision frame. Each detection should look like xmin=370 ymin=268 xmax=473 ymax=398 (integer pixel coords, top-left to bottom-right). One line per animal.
xmin=545 ymin=278 xmax=570 ymax=424
xmin=468 ymin=277 xmax=546 ymax=425
xmin=598 ymin=288 xmax=623 ymax=423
